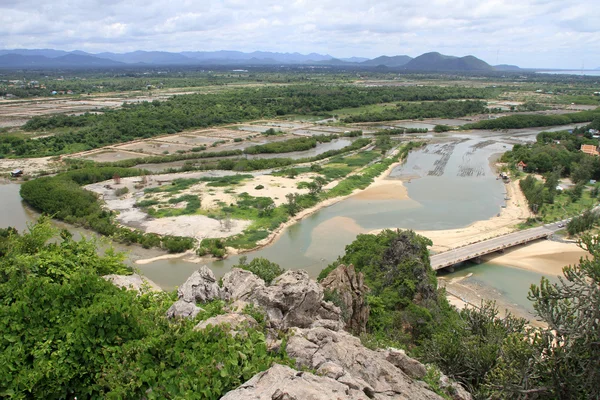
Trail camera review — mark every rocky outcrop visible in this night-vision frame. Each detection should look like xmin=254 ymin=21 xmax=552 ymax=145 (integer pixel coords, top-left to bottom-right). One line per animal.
xmin=103 ymin=273 xmax=162 ymax=293
xmin=286 ymin=327 xmax=443 ymax=400
xmin=379 ymin=348 xmax=428 ymax=379
xmin=194 ymin=313 xmax=257 ymax=336
xmin=166 ymin=299 xmax=203 ymax=319
xmin=220 ymin=364 xmax=370 ymax=400
xmin=220 ymin=268 xmax=344 ymax=331
xmin=166 ymin=266 xmax=220 ymax=318
xmin=220 ymin=268 xmax=265 ymax=301
xmin=320 ymin=264 xmax=370 ymax=333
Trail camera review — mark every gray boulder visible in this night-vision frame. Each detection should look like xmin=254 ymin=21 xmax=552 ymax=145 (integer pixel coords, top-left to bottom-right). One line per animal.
xmin=220 ymin=269 xmax=344 ymax=331
xmin=379 ymin=348 xmax=428 ymax=379
xmin=321 ymin=264 xmax=370 ymax=333
xmin=166 ymin=266 xmax=220 ymax=319
xmin=286 ymin=327 xmax=443 ymax=400
xmin=103 ymin=274 xmax=162 ymax=293
xmin=179 ymin=265 xmax=221 ymax=303
xmin=220 ymin=363 xmax=370 ymax=400
xmin=220 ymin=268 xmax=266 ymax=301
xmin=166 ymin=299 xmax=203 ymax=319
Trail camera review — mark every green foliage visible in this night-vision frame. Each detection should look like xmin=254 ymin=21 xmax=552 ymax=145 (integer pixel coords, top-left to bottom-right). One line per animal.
xmin=20 ymin=168 xmax=195 ymax=252
xmin=114 ymin=186 xmax=129 ymax=196
xmin=525 ymin=235 xmax=600 ymax=399
xmin=235 ymin=256 xmax=284 ymax=285
xmin=433 ymin=124 xmax=452 ymax=133
xmin=465 ymin=108 xmax=600 ymax=130
xmin=343 ymin=100 xmax=487 ymax=123
xmin=244 ymin=137 xmax=318 ymax=154
xmin=566 ymin=209 xmax=600 ymax=235
xmin=0 ymin=221 xmax=286 ymax=399
xmin=418 ymin=301 xmax=529 ymax=394
xmin=197 ymin=238 xmax=226 ymax=258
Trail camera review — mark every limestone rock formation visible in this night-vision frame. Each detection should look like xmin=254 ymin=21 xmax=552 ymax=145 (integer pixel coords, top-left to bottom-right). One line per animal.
xmin=220 ymin=268 xmax=344 ymax=331
xmin=166 ymin=299 xmax=203 ymax=319
xmin=220 ymin=268 xmax=265 ymax=301
xmin=166 ymin=266 xmax=220 ymax=318
xmin=103 ymin=273 xmax=162 ymax=293
xmin=286 ymin=327 xmax=443 ymax=400
xmin=220 ymin=363 xmax=370 ymax=400
xmin=194 ymin=313 xmax=257 ymax=336
xmin=379 ymin=348 xmax=428 ymax=379
xmin=320 ymin=264 xmax=370 ymax=333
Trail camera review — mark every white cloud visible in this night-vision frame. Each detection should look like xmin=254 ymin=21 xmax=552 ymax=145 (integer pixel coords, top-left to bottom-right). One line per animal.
xmin=0 ymin=0 xmax=599 ymax=68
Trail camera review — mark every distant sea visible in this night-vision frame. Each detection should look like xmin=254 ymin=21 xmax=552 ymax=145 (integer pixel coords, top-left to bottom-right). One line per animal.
xmin=536 ymin=70 xmax=600 ymax=76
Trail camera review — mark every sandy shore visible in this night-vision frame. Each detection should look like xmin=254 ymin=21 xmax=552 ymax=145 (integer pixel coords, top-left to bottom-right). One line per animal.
xmin=246 ymin=156 xmax=407 ymax=254
xmin=481 ymin=240 xmax=588 ymax=276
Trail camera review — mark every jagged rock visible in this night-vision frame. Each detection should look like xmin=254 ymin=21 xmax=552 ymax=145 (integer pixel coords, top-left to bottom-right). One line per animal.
xmin=379 ymin=348 xmax=428 ymax=379
xmin=440 ymin=373 xmax=472 ymax=400
xmin=321 ymin=264 xmax=370 ymax=333
xmin=220 ymin=268 xmax=266 ymax=301
xmin=286 ymin=327 xmax=443 ymax=400
xmin=166 ymin=266 xmax=220 ymax=319
xmin=179 ymin=266 xmax=221 ymax=303
xmin=220 ymin=269 xmax=344 ymax=331
xmin=220 ymin=364 xmax=370 ymax=400
xmin=166 ymin=299 xmax=203 ymax=319
xmin=103 ymin=274 xmax=162 ymax=293
xmin=194 ymin=313 xmax=257 ymax=336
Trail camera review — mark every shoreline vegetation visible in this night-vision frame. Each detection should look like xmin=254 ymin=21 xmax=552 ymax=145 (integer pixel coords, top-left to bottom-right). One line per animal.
xmin=19 ymin=136 xmax=425 ymax=259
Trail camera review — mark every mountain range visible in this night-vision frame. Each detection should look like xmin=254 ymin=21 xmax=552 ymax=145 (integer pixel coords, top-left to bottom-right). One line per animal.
xmin=0 ymin=49 xmax=517 ymax=71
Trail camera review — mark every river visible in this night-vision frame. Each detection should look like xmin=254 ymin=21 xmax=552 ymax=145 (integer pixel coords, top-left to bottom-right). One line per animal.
xmin=0 ymin=129 xmax=574 ymax=314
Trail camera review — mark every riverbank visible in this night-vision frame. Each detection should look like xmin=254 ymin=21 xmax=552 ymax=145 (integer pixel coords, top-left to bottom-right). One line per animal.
xmin=236 ymin=155 xmax=409 ymax=255
xmin=481 ymin=239 xmax=588 ymax=276
xmin=367 ymin=176 xmax=531 ymax=252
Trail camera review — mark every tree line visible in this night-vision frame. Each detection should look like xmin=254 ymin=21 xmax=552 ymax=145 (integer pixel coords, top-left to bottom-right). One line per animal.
xmin=1 ymin=84 xmax=495 ymax=157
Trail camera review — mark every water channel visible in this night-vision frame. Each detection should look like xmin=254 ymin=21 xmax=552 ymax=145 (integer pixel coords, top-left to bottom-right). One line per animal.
xmin=0 ymin=128 xmax=578 ymax=314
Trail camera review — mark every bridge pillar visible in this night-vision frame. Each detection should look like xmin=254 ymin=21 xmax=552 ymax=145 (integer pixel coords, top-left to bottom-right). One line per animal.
xmin=447 ymin=265 xmax=455 ymax=272
xmin=473 ymin=256 xmax=482 ymax=264
xmin=497 ymin=249 xmax=505 ymax=254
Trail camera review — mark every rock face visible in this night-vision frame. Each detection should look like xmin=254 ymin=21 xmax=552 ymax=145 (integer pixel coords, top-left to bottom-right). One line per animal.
xmin=221 ymin=268 xmax=344 ymax=331
xmin=379 ymin=348 xmax=428 ymax=380
xmin=320 ymin=264 xmax=370 ymax=333
xmin=220 ymin=363 xmax=370 ymax=400
xmin=286 ymin=327 xmax=443 ymax=400
xmin=166 ymin=266 xmax=220 ymax=318
xmin=103 ymin=274 xmax=162 ymax=293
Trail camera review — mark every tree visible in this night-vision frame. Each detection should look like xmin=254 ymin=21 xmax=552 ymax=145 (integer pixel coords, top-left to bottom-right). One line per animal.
xmin=285 ymin=193 xmax=300 ymax=216
xmin=234 ymin=256 xmax=284 ymax=285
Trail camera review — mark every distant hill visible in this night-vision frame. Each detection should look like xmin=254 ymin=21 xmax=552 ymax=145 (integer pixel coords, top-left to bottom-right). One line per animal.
xmin=340 ymin=57 xmax=369 ymax=63
xmin=0 ymin=53 xmax=124 ymax=68
xmin=494 ymin=64 xmax=521 ymax=71
xmin=93 ymin=51 xmax=193 ymax=65
xmin=403 ymin=52 xmax=493 ymax=71
xmin=0 ymin=49 xmax=71 ymax=58
xmin=0 ymin=48 xmax=514 ymax=71
xmin=361 ymin=55 xmax=412 ymax=67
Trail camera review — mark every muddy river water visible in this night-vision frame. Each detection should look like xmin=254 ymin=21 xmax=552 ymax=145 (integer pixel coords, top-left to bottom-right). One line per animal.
xmin=0 ymin=127 xmax=583 ymax=316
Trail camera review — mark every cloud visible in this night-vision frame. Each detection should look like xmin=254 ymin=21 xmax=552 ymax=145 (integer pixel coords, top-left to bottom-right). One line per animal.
xmin=0 ymin=0 xmax=599 ymax=68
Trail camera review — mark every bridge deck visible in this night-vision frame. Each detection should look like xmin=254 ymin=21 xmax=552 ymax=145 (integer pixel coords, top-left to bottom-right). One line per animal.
xmin=430 ymin=226 xmax=554 ymax=270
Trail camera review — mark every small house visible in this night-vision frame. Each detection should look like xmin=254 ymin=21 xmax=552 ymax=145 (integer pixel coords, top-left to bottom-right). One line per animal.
xmin=517 ymin=161 xmax=527 ymax=171
xmin=10 ymin=169 xmax=23 ymax=177
xmin=581 ymin=144 xmax=600 ymax=156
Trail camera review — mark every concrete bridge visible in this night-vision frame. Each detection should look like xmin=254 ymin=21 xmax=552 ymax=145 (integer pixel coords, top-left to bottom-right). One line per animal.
xmin=430 ymin=223 xmax=562 ymax=271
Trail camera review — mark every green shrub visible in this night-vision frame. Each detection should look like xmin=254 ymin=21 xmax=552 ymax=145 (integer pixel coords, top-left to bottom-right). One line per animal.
xmin=235 ymin=256 xmax=284 ymax=284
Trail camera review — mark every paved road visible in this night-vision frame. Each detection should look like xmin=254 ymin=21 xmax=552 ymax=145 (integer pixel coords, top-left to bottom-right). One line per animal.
xmin=430 ymin=220 xmax=567 ymax=270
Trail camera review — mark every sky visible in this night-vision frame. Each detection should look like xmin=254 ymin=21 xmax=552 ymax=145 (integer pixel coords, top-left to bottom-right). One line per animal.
xmin=1 ymin=0 xmax=599 ymax=69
